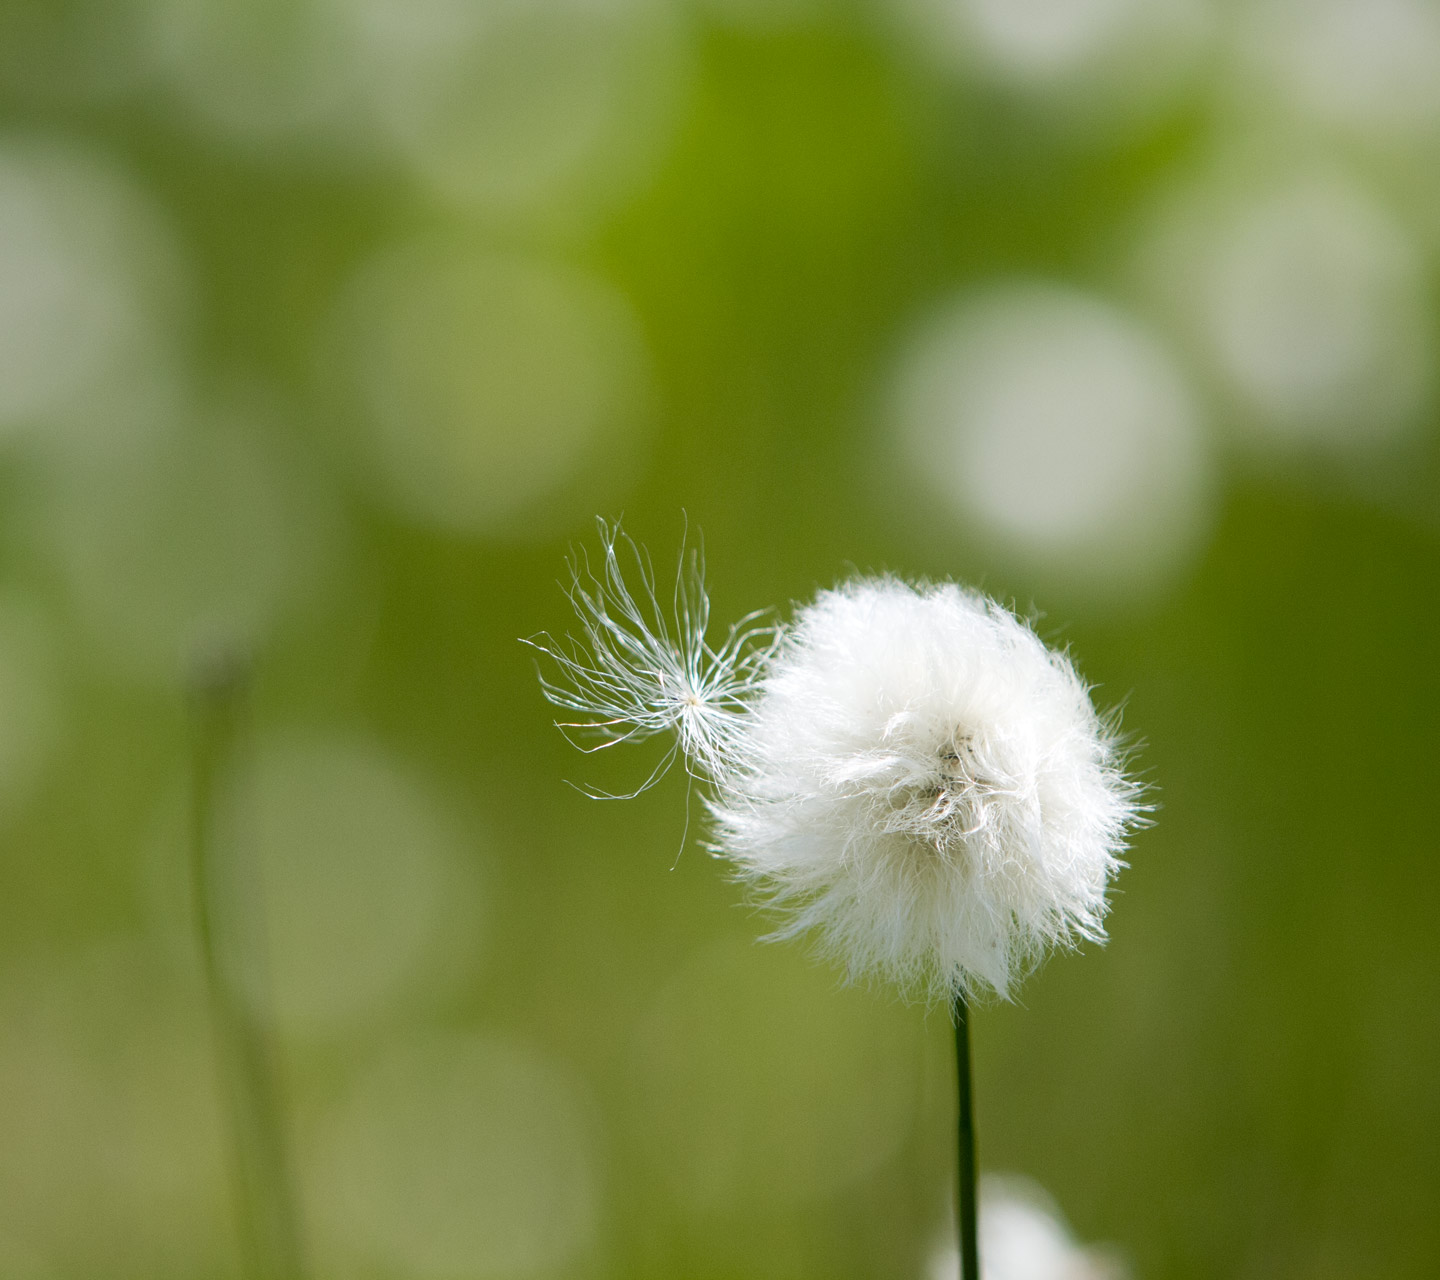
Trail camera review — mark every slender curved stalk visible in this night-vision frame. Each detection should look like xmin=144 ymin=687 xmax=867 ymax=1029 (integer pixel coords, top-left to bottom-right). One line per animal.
xmin=189 ymin=656 xmax=305 ymax=1280
xmin=952 ymin=990 xmax=980 ymax=1280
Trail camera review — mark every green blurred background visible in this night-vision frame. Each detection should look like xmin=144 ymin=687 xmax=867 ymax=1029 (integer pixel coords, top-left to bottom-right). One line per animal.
xmin=1 ymin=0 xmax=1438 ymax=1277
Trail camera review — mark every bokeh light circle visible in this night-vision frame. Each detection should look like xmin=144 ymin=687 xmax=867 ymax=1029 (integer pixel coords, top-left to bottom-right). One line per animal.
xmin=355 ymin=0 xmax=688 ymax=215
xmin=216 ymin=732 xmax=477 ymax=1036
xmin=1235 ymin=0 xmax=1440 ymax=145
xmin=0 ymin=136 xmax=183 ymax=435
xmin=37 ymin=395 xmax=338 ymax=682
xmin=330 ymin=241 xmax=654 ymax=537
xmin=1138 ymin=159 xmax=1433 ymax=455
xmin=889 ymin=281 xmax=1213 ymax=597
xmin=151 ymin=0 xmax=360 ymax=148
xmin=152 ymin=0 xmax=688 ymax=217
xmin=313 ymin=1033 xmax=599 ymax=1279
xmin=893 ymin=0 xmax=1211 ymax=124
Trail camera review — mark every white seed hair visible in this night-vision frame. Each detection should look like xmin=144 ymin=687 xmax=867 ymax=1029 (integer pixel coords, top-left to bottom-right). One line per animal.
xmin=532 ymin=525 xmax=1141 ymax=1000
xmin=526 ymin=521 xmax=776 ymax=795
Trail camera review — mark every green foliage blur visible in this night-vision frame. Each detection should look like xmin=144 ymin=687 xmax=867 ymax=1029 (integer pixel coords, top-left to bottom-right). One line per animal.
xmin=1 ymin=1 xmax=1438 ymax=1278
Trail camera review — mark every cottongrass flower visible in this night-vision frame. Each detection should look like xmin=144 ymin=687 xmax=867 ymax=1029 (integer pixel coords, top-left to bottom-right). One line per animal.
xmin=710 ymin=577 xmax=1135 ymax=1001
xmin=530 ymin=521 xmax=1143 ymax=1279
xmin=532 ymin=522 xmax=1139 ymax=1001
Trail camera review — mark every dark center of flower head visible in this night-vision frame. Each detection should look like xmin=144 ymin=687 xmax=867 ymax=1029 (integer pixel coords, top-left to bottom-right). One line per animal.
xmin=936 ymin=735 xmax=995 ymax=800
xmin=937 ymin=740 xmax=972 ymax=778
xmin=878 ymin=733 xmax=1000 ymax=851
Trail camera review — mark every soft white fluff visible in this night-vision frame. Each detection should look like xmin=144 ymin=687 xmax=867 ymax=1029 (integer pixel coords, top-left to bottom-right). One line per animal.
xmin=533 ymin=527 xmax=1139 ymax=1000
xmin=713 ymin=578 xmax=1136 ymax=999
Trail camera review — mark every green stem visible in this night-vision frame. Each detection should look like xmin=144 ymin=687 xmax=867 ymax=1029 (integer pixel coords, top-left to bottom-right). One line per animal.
xmin=189 ymin=656 xmax=305 ymax=1280
xmin=952 ymin=989 xmax=980 ymax=1280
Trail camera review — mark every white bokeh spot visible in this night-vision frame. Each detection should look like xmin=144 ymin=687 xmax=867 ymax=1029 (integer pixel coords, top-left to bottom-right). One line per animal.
xmin=331 ymin=242 xmax=653 ymax=537
xmin=312 ymin=1034 xmax=599 ymax=1279
xmin=216 ymin=732 xmax=477 ymax=1036
xmin=1236 ymin=0 xmax=1440 ymax=144
xmin=891 ymin=282 xmax=1212 ymax=596
xmin=1140 ymin=159 xmax=1433 ymax=454
xmin=893 ymin=0 xmax=1211 ymax=121
xmin=151 ymin=0 xmax=688 ymax=218
xmin=0 ymin=136 xmax=183 ymax=435
xmin=38 ymin=393 xmax=338 ymax=682
xmin=353 ymin=0 xmax=687 ymax=214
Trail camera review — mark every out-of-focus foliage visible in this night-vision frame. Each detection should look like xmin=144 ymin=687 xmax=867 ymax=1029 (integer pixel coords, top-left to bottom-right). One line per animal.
xmin=0 ymin=1 xmax=1437 ymax=1278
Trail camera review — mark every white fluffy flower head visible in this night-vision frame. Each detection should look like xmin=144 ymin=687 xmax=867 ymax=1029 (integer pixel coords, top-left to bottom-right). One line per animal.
xmin=531 ymin=523 xmax=1141 ymax=1000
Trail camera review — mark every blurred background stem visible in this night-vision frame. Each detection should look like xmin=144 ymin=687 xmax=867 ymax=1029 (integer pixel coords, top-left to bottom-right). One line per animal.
xmin=953 ymin=991 xmax=979 ymax=1280
xmin=189 ymin=656 xmax=306 ymax=1280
